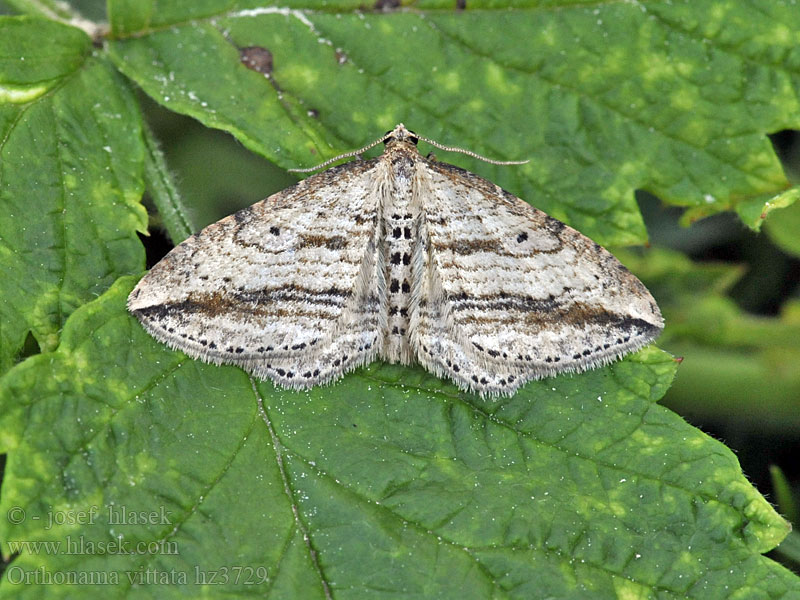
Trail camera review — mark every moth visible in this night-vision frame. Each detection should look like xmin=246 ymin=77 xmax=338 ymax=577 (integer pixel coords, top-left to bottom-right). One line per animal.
xmin=128 ymin=124 xmax=663 ymax=396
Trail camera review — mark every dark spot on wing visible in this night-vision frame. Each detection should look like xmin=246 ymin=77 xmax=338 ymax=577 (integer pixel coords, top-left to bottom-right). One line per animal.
xmin=299 ymin=234 xmax=347 ymax=250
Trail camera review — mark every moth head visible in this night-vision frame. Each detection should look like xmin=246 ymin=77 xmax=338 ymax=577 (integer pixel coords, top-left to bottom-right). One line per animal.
xmin=385 ymin=123 xmax=419 ymax=146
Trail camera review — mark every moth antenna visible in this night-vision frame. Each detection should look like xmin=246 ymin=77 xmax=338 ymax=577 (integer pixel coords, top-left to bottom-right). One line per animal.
xmin=416 ymin=134 xmax=529 ymax=166
xmin=288 ymin=131 xmax=393 ymax=173
xmin=290 ymin=126 xmax=528 ymax=172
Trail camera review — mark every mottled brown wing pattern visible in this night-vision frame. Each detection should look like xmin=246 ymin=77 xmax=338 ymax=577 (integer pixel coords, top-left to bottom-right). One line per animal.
xmin=128 ymin=159 xmax=384 ymax=387
xmin=411 ymin=159 xmax=663 ymax=396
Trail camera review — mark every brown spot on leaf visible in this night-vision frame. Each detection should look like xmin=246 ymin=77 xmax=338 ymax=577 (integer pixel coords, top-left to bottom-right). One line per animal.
xmin=240 ymin=46 xmax=273 ymax=76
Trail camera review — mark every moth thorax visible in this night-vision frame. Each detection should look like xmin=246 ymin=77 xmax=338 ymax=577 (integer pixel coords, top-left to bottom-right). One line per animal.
xmin=380 ymin=177 xmax=419 ymax=364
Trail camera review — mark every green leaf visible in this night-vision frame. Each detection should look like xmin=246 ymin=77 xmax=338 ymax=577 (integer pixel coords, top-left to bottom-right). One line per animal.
xmin=2 ymin=0 xmax=85 ymax=22
xmin=774 ymin=531 xmax=800 ymax=570
xmin=770 ymin=465 xmax=799 ymax=527
xmin=733 ymin=186 xmax=800 ymax=233
xmin=104 ymin=0 xmax=800 ymax=247
xmin=0 ymin=277 xmax=796 ymax=597
xmin=141 ymin=119 xmax=196 ymax=243
xmin=0 ymin=15 xmax=147 ymax=373
xmin=0 ymin=15 xmax=89 ymax=100
xmin=619 ymin=247 xmax=800 ymax=432
xmin=765 ymin=189 xmax=800 ymax=258
xmin=2 ymin=1 xmax=800 ymax=596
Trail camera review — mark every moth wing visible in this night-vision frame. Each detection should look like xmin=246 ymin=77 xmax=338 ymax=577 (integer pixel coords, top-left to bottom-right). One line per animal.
xmin=411 ymin=160 xmax=663 ymax=396
xmin=128 ymin=159 xmax=384 ymax=388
